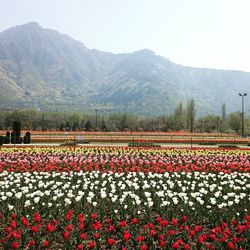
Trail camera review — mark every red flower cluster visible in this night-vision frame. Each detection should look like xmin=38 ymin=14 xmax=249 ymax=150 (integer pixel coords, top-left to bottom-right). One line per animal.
xmin=0 ymin=211 xmax=249 ymax=249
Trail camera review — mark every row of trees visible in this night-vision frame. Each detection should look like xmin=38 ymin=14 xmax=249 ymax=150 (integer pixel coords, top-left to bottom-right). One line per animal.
xmin=0 ymin=100 xmax=249 ymax=135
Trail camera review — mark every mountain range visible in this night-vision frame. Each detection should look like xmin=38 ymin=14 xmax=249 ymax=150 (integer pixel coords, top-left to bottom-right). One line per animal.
xmin=0 ymin=22 xmax=249 ymax=115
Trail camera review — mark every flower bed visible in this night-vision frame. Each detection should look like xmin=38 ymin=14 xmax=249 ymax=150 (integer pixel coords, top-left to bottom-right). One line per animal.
xmin=0 ymin=146 xmax=249 ymax=249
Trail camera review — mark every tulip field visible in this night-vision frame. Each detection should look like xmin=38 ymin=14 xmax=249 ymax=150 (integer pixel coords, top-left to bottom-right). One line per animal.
xmin=0 ymin=146 xmax=249 ymax=249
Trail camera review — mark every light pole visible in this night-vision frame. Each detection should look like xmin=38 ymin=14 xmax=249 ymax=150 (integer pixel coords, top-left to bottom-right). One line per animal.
xmin=94 ymin=109 xmax=99 ymax=130
xmin=239 ymin=93 xmax=247 ymax=137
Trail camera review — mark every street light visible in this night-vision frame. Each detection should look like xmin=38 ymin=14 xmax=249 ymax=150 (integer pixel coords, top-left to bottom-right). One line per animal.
xmin=239 ymin=93 xmax=247 ymax=137
xmin=94 ymin=109 xmax=99 ymax=130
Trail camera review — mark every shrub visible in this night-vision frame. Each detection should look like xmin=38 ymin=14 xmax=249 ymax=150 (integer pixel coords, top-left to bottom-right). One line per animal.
xmin=12 ymin=121 xmax=21 ymax=144
xmin=11 ymin=131 xmax=16 ymax=144
xmin=218 ymin=144 xmax=239 ymax=149
xmin=60 ymin=140 xmax=78 ymax=146
xmin=199 ymin=142 xmax=217 ymax=145
xmin=4 ymin=131 xmax=10 ymax=144
xmin=128 ymin=141 xmax=161 ymax=147
xmin=0 ymin=136 xmax=3 ymax=146
xmin=23 ymin=131 xmax=31 ymax=144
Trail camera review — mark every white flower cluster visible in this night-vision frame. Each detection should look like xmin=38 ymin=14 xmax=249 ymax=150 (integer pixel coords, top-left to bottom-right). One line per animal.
xmin=0 ymin=170 xmax=249 ymax=213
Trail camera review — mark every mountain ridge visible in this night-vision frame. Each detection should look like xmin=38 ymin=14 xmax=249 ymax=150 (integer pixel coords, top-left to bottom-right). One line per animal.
xmin=0 ymin=22 xmax=249 ymax=115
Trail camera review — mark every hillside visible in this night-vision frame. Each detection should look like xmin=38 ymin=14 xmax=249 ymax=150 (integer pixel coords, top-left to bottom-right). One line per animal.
xmin=0 ymin=22 xmax=249 ymax=115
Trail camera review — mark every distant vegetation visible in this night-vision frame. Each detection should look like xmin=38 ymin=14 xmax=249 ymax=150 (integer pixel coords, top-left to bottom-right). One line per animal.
xmin=0 ymin=101 xmax=249 ymax=135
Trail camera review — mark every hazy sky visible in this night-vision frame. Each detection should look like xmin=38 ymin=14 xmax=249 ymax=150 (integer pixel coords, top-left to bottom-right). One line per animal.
xmin=1 ymin=0 xmax=250 ymax=72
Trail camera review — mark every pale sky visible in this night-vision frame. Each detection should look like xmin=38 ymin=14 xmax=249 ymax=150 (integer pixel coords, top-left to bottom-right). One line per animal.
xmin=1 ymin=0 xmax=250 ymax=72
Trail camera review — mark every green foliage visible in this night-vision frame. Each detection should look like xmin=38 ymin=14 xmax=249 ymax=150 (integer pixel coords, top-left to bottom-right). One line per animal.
xmin=4 ymin=131 xmax=10 ymax=144
xmin=85 ymin=120 xmax=92 ymax=131
xmin=218 ymin=145 xmax=239 ymax=149
xmin=173 ymin=102 xmax=185 ymax=130
xmin=23 ymin=131 xmax=31 ymax=144
xmin=186 ymin=98 xmax=196 ymax=132
xmin=101 ymin=119 xmax=107 ymax=131
xmin=12 ymin=120 xmax=22 ymax=144
xmin=0 ymin=108 xmax=249 ymax=135
xmin=128 ymin=141 xmax=161 ymax=147
xmin=199 ymin=142 xmax=217 ymax=145
xmin=60 ymin=140 xmax=78 ymax=146
xmin=10 ymin=131 xmax=16 ymax=144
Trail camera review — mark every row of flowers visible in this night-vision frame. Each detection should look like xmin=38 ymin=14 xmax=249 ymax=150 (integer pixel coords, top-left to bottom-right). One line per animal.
xmin=0 ymin=146 xmax=249 ymax=174
xmin=25 ymin=137 xmax=250 ymax=144
xmin=1 ymin=211 xmax=249 ymax=249
xmin=0 ymin=130 xmax=239 ymax=137
xmin=1 ymin=170 xmax=249 ymax=219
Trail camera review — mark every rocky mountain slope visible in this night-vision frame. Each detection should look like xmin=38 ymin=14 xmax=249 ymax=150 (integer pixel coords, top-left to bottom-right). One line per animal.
xmin=0 ymin=22 xmax=249 ymax=115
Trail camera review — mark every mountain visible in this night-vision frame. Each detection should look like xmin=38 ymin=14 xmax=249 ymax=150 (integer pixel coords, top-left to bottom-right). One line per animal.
xmin=0 ymin=22 xmax=249 ymax=115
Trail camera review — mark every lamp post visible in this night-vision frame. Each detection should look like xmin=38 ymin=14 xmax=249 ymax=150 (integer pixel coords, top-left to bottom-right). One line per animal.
xmin=94 ymin=109 xmax=99 ymax=130
xmin=239 ymin=93 xmax=247 ymax=137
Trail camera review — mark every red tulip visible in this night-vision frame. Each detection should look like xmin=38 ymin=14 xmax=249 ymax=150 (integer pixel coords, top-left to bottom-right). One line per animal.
xmin=80 ymin=233 xmax=86 ymax=239
xmin=159 ymin=240 xmax=166 ymax=247
xmin=140 ymin=244 xmax=147 ymax=250
xmin=105 ymin=218 xmax=111 ymax=225
xmin=28 ymin=240 xmax=35 ymax=247
xmin=66 ymin=224 xmax=73 ymax=231
xmin=119 ymin=221 xmax=127 ymax=227
xmin=160 ymin=220 xmax=168 ymax=227
xmin=88 ymin=241 xmax=96 ymax=249
xmin=34 ymin=213 xmax=41 ymax=223
xmin=11 ymin=220 xmax=17 ymax=229
xmin=182 ymin=215 xmax=188 ymax=222
xmin=172 ymin=218 xmax=178 ymax=226
xmin=91 ymin=213 xmax=97 ymax=220
xmin=123 ymin=232 xmax=131 ymax=241
xmin=172 ymin=242 xmax=179 ymax=249
xmin=12 ymin=213 xmax=17 ymax=219
xmin=131 ymin=218 xmax=138 ymax=224
xmin=64 ymin=231 xmax=70 ymax=240
xmin=21 ymin=217 xmax=29 ymax=228
xmin=43 ymin=240 xmax=49 ymax=247
xmin=11 ymin=242 xmax=19 ymax=249
xmin=78 ymin=244 xmax=84 ymax=250
xmin=228 ymin=242 xmax=235 ymax=249
xmin=47 ymin=223 xmax=55 ymax=233
xmin=169 ymin=229 xmax=175 ymax=236
xmin=107 ymin=238 xmax=115 ymax=246
xmin=66 ymin=210 xmax=73 ymax=221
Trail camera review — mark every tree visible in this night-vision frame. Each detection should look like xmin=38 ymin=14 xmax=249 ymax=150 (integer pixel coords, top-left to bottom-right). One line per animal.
xmin=197 ymin=115 xmax=220 ymax=132
xmin=120 ymin=113 xmax=127 ymax=131
xmin=173 ymin=102 xmax=185 ymax=130
xmin=23 ymin=131 xmax=31 ymax=144
xmin=12 ymin=120 xmax=21 ymax=143
xmin=220 ymin=103 xmax=227 ymax=132
xmin=10 ymin=131 xmax=16 ymax=144
xmin=85 ymin=120 xmax=92 ymax=131
xmin=101 ymin=118 xmax=107 ymax=131
xmin=221 ymin=103 xmax=226 ymax=120
xmin=228 ymin=112 xmax=241 ymax=133
xmin=186 ymin=98 xmax=196 ymax=132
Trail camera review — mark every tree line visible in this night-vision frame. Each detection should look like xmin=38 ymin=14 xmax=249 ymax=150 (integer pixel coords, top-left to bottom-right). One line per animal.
xmin=0 ymin=99 xmax=249 ymax=135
